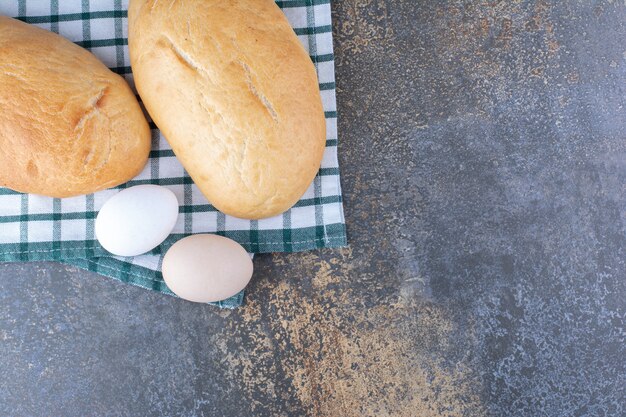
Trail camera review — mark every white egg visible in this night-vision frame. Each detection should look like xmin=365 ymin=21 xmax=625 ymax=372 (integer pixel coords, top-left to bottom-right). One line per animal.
xmin=95 ymin=185 xmax=179 ymax=257
xmin=162 ymin=234 xmax=253 ymax=303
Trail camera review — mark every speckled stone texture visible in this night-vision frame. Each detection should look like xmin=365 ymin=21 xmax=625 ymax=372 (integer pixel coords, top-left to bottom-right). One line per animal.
xmin=1 ymin=1 xmax=625 ymax=416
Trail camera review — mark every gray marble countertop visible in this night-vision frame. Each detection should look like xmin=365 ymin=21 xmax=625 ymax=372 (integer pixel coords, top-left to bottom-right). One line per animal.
xmin=1 ymin=1 xmax=625 ymax=416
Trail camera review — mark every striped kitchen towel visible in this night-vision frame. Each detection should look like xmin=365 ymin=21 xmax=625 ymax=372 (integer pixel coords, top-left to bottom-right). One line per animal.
xmin=0 ymin=0 xmax=346 ymax=308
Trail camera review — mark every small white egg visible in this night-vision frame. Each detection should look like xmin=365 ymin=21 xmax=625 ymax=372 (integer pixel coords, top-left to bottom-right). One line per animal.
xmin=95 ymin=185 xmax=179 ymax=257
xmin=162 ymin=234 xmax=253 ymax=303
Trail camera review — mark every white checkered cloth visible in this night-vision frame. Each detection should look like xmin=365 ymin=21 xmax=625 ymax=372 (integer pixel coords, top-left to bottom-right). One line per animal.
xmin=0 ymin=0 xmax=346 ymax=308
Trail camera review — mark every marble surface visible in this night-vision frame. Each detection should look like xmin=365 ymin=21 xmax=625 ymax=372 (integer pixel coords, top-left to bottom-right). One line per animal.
xmin=1 ymin=1 xmax=625 ymax=416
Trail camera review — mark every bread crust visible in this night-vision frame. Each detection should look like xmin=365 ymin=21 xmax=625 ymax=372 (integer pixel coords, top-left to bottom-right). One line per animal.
xmin=0 ymin=16 xmax=151 ymax=198
xmin=128 ymin=0 xmax=326 ymax=219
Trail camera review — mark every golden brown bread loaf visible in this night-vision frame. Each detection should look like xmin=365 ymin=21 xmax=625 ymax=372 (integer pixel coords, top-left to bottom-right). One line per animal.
xmin=0 ymin=16 xmax=151 ymax=198
xmin=128 ymin=0 xmax=326 ymax=219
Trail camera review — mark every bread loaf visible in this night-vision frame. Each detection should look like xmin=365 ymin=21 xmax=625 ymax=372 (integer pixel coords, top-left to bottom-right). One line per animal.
xmin=0 ymin=16 xmax=151 ymax=198
xmin=128 ymin=0 xmax=326 ymax=219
